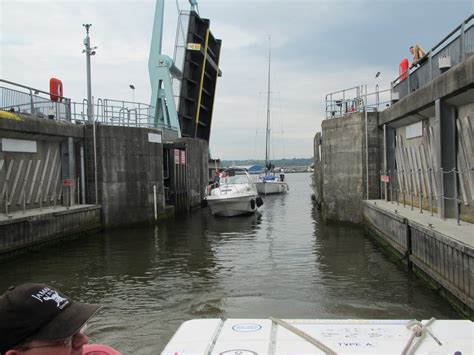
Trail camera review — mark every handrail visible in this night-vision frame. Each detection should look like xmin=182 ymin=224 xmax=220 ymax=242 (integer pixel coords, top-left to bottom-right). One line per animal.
xmin=431 ymin=14 xmax=473 ymax=53
xmin=391 ymin=14 xmax=474 ymax=101
xmin=0 ymin=78 xmax=179 ymax=130
xmin=0 ymin=78 xmax=70 ymax=103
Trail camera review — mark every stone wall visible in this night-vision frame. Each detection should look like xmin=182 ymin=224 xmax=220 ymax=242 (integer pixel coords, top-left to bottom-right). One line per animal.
xmin=319 ymin=112 xmax=379 ymax=223
xmin=362 ymin=201 xmax=473 ymax=318
xmin=85 ymin=124 xmax=165 ymax=227
xmin=0 ymin=206 xmax=101 ymax=258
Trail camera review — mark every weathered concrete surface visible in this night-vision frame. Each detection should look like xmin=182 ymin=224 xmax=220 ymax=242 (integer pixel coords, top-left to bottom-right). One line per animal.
xmin=165 ymin=137 xmax=209 ymax=209
xmin=363 ymin=199 xmax=473 ymax=318
xmin=312 ymin=132 xmax=322 ymax=205
xmin=85 ymin=124 xmax=165 ymax=227
xmin=0 ymin=205 xmax=101 ymax=258
xmin=319 ymin=112 xmax=379 ymax=223
xmin=0 ymin=113 xmax=84 ymax=139
xmin=380 ymin=55 xmax=474 ymax=126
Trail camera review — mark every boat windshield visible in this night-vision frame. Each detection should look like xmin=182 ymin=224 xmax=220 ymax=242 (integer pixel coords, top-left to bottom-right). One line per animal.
xmin=223 ymin=173 xmax=250 ymax=185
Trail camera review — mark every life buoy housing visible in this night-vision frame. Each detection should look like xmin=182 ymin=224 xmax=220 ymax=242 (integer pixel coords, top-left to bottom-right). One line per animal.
xmin=399 ymin=58 xmax=409 ymax=81
xmin=49 ymin=78 xmax=63 ymax=102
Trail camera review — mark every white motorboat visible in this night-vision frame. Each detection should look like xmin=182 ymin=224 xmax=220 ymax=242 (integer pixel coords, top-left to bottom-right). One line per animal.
xmin=256 ymin=36 xmax=289 ymax=195
xmin=255 ymin=174 xmax=289 ymax=195
xmin=162 ymin=318 xmax=473 ymax=354
xmin=206 ymin=168 xmax=263 ymax=217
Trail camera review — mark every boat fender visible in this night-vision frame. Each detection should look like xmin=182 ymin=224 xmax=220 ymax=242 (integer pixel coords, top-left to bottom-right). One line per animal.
xmin=250 ymin=199 xmax=256 ymax=210
xmin=256 ymin=196 xmax=264 ymax=207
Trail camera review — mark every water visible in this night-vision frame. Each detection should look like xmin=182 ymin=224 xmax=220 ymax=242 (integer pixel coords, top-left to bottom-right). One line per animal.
xmin=0 ymin=173 xmax=459 ymax=353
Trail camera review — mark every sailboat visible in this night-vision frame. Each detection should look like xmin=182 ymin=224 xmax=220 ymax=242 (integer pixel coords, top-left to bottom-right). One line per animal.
xmin=255 ymin=37 xmax=289 ymax=195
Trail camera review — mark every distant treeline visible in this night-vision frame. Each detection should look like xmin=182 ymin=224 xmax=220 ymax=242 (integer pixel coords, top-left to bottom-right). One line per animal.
xmin=220 ymin=158 xmax=314 ymax=167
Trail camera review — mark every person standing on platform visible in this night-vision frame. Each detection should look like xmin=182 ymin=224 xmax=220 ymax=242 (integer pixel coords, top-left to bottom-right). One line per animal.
xmin=409 ymin=44 xmax=426 ymax=68
xmin=279 ymin=168 xmax=285 ymax=182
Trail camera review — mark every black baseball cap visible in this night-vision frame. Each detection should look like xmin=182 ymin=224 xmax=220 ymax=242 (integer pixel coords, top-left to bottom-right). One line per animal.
xmin=0 ymin=283 xmax=101 ymax=354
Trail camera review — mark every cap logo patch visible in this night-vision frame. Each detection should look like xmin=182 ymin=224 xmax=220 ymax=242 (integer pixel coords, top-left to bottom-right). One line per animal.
xmin=31 ymin=287 xmax=70 ymax=309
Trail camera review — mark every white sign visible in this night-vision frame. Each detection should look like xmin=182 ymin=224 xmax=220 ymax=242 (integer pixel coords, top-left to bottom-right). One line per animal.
xmin=406 ymin=121 xmax=422 ymax=139
xmin=1 ymin=138 xmax=37 ymax=153
xmin=148 ymin=132 xmax=162 ymax=144
xmin=187 ymin=43 xmax=201 ymax=51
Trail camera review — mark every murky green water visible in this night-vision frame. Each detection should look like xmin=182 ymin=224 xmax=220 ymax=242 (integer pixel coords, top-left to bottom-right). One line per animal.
xmin=0 ymin=173 xmax=459 ymax=353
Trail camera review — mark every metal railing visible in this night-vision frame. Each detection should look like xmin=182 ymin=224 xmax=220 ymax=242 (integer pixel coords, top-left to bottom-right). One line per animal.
xmin=325 ymin=85 xmax=391 ymax=119
xmin=391 ymin=14 xmax=474 ymax=100
xmin=1 ymin=79 xmax=72 ymax=121
xmin=1 ymin=177 xmax=83 ymax=218
xmin=0 ymin=78 xmax=179 ymax=131
xmin=379 ymin=166 xmax=473 ymax=225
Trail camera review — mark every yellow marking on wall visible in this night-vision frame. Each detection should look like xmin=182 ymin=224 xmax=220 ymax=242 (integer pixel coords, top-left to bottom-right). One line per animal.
xmin=0 ymin=110 xmax=22 ymax=121
xmin=195 ymin=29 xmax=210 ymax=126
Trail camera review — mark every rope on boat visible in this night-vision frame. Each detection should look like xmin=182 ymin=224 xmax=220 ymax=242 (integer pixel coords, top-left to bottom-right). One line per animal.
xmin=402 ymin=318 xmax=442 ymax=355
xmin=269 ymin=317 xmax=337 ymax=355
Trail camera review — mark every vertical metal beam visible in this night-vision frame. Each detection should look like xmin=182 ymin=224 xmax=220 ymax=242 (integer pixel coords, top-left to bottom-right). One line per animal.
xmin=194 ymin=29 xmax=210 ymax=138
xmin=148 ymin=0 xmax=165 ymax=122
xmin=435 ymin=99 xmax=457 ymax=218
xmin=364 ymin=85 xmax=369 ymax=200
xmin=80 ymin=144 xmax=86 ymax=204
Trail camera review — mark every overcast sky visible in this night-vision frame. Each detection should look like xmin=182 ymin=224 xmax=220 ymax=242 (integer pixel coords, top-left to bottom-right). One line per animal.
xmin=1 ymin=0 xmax=472 ymax=159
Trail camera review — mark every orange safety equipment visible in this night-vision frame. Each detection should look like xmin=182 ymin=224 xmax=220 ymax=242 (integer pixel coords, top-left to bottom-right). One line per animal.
xmin=49 ymin=77 xmax=63 ymax=102
xmin=399 ymin=58 xmax=409 ymax=81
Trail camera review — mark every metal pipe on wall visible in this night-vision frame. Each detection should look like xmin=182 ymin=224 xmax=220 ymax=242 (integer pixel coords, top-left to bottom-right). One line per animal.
xmin=80 ymin=144 xmax=86 ymax=204
xmin=364 ymin=84 xmax=369 ymax=200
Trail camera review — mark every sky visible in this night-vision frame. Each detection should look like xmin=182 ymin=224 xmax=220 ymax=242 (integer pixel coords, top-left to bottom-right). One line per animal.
xmin=1 ymin=0 xmax=473 ymax=160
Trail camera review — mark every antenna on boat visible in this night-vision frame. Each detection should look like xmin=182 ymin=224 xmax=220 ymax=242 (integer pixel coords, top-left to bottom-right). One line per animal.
xmin=265 ymin=35 xmax=272 ymax=172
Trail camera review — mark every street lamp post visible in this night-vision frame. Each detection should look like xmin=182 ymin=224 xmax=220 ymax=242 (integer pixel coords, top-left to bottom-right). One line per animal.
xmin=129 ymin=84 xmax=135 ymax=105
xmin=83 ymin=24 xmax=97 ymax=122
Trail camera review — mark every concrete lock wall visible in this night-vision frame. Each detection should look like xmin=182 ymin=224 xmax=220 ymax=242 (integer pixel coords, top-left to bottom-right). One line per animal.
xmin=391 ymin=104 xmax=474 ymax=222
xmin=0 ymin=115 xmax=84 ymax=214
xmin=85 ymin=124 xmax=165 ymax=227
xmin=0 ymin=206 xmax=101 ymax=257
xmin=319 ymin=112 xmax=379 ymax=223
xmin=181 ymin=138 xmax=208 ymax=208
xmin=166 ymin=137 xmax=209 ymax=209
xmin=363 ymin=201 xmax=473 ymax=318
xmin=312 ymin=132 xmax=322 ymax=205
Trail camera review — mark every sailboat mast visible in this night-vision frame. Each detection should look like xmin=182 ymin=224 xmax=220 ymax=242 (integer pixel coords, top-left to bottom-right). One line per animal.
xmin=265 ymin=36 xmax=271 ymax=168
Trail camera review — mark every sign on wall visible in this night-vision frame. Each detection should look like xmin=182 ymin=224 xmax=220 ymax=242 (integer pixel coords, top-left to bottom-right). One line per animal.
xmin=174 ymin=149 xmax=180 ymax=164
xmin=1 ymin=138 xmax=37 ymax=153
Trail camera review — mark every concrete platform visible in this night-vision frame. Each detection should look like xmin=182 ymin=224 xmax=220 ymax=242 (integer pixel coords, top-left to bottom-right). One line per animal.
xmin=0 ymin=205 xmax=101 ymax=257
xmin=362 ymin=199 xmax=473 ymax=318
xmin=0 ymin=205 xmax=97 ymax=223
xmin=367 ymin=199 xmax=474 ymax=248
